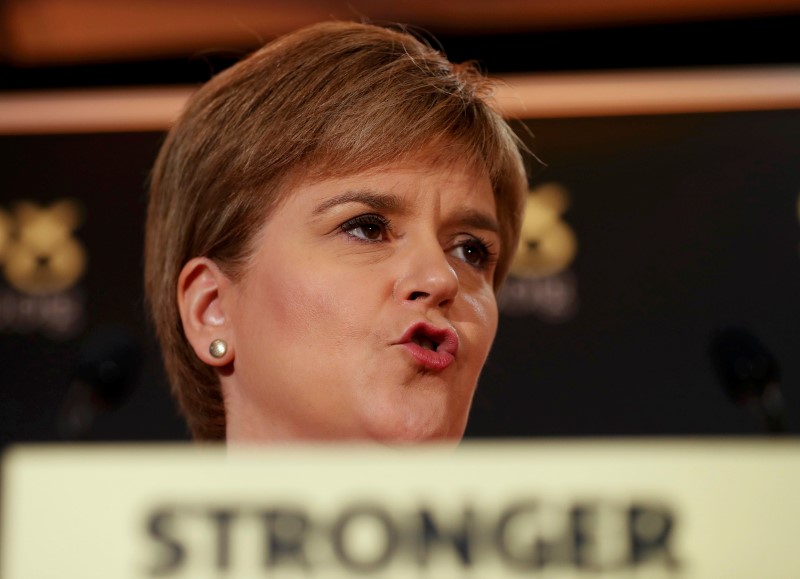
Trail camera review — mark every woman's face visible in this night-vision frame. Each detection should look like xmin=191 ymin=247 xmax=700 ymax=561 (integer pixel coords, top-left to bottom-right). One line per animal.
xmin=221 ymin=155 xmax=500 ymax=443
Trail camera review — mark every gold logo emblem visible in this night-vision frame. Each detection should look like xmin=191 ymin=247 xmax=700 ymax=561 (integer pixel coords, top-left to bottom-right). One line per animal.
xmin=0 ymin=200 xmax=87 ymax=295
xmin=0 ymin=208 xmax=12 ymax=264
xmin=510 ymin=183 xmax=578 ymax=279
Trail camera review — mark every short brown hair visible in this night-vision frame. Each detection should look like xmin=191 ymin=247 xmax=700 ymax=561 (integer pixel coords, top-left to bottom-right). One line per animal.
xmin=145 ymin=21 xmax=527 ymax=441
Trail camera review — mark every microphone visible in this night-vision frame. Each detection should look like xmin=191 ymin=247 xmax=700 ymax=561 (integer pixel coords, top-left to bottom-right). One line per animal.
xmin=57 ymin=326 xmax=143 ymax=439
xmin=708 ymin=327 xmax=786 ymax=434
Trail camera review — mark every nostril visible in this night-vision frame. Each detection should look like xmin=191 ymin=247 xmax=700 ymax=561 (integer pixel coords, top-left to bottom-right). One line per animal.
xmin=36 ymin=255 xmax=50 ymax=267
xmin=408 ymin=291 xmax=428 ymax=301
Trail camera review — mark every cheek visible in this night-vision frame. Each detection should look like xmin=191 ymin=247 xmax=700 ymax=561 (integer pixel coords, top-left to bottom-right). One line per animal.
xmin=462 ymin=290 xmax=499 ymax=358
xmin=242 ymin=259 xmax=371 ymax=350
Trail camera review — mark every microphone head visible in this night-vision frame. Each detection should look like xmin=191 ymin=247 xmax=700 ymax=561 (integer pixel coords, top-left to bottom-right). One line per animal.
xmin=709 ymin=327 xmax=780 ymax=406
xmin=74 ymin=325 xmax=143 ymax=409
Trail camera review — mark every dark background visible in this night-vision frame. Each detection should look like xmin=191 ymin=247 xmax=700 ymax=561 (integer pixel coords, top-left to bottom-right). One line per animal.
xmin=1 ymin=109 xmax=798 ymax=445
xmin=1 ymin=10 xmax=798 ymax=445
xmin=470 ymin=110 xmax=800 ymax=437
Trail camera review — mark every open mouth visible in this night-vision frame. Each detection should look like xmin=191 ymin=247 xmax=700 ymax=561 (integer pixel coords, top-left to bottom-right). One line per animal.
xmin=398 ymin=322 xmax=459 ymax=371
xmin=411 ymin=333 xmax=439 ymax=352
xmin=402 ymin=322 xmax=457 ymax=355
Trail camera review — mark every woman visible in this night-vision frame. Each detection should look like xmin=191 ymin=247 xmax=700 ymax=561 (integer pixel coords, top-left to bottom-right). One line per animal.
xmin=144 ymin=21 xmax=527 ymax=443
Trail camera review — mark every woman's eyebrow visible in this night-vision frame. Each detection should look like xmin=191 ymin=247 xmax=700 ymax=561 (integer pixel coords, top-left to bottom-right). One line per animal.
xmin=312 ymin=190 xmax=404 ymax=215
xmin=449 ymin=209 xmax=500 ymax=234
xmin=312 ymin=190 xmax=498 ymax=232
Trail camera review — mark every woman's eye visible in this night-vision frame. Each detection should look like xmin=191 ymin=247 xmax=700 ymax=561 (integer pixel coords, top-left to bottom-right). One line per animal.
xmin=341 ymin=215 xmax=389 ymax=242
xmin=451 ymin=237 xmax=494 ymax=269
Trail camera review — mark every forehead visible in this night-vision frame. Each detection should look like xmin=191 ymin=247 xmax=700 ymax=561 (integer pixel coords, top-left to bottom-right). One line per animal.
xmin=284 ymin=155 xmax=496 ymax=215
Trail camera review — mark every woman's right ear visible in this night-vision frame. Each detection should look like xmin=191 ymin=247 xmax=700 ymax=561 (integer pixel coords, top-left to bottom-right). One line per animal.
xmin=177 ymin=257 xmax=235 ymax=366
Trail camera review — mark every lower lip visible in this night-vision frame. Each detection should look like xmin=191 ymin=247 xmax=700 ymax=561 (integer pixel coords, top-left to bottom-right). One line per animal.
xmin=402 ymin=343 xmax=455 ymax=371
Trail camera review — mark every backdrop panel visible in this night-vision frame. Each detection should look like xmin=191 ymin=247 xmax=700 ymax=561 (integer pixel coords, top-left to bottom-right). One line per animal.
xmin=1 ymin=109 xmax=798 ymax=444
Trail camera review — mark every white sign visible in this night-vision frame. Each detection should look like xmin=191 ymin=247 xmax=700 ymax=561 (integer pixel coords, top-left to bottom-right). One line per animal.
xmin=2 ymin=441 xmax=799 ymax=578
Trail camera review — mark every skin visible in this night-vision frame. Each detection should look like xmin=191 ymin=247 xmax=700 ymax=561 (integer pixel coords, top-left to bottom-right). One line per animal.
xmin=180 ymin=156 xmax=500 ymax=444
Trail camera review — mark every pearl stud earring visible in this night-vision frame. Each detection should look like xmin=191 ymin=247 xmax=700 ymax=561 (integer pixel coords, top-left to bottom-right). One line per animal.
xmin=209 ymin=339 xmax=227 ymax=359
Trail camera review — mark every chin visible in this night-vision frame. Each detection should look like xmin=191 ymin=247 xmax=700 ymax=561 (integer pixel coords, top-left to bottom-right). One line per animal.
xmin=363 ymin=400 xmax=469 ymax=445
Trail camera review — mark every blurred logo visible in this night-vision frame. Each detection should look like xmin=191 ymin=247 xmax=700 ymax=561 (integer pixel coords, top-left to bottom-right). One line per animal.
xmin=0 ymin=200 xmax=87 ymax=337
xmin=499 ymin=183 xmax=579 ymax=322
xmin=0 ymin=200 xmax=86 ymax=295
xmin=510 ymin=183 xmax=577 ymax=279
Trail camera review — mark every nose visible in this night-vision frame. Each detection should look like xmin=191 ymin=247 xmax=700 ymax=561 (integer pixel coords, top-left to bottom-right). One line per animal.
xmin=394 ymin=238 xmax=459 ymax=310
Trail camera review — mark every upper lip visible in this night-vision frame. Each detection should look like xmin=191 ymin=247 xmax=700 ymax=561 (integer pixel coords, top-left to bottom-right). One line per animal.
xmin=397 ymin=321 xmax=459 ymax=357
